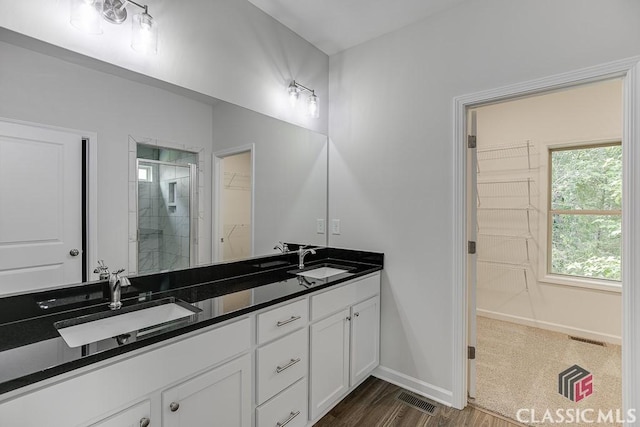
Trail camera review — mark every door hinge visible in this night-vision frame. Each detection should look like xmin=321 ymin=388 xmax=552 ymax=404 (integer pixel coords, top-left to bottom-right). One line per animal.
xmin=468 ymin=241 xmax=476 ymax=254
xmin=468 ymin=346 xmax=476 ymax=360
xmin=467 ymin=135 xmax=477 ymax=149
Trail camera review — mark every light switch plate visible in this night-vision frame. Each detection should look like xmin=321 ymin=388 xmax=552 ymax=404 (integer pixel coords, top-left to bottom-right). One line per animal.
xmin=316 ymin=219 xmax=325 ymax=234
xmin=332 ymin=219 xmax=341 ymax=235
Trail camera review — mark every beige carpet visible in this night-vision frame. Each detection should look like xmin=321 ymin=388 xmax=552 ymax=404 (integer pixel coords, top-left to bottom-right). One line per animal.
xmin=475 ymin=316 xmax=622 ymax=426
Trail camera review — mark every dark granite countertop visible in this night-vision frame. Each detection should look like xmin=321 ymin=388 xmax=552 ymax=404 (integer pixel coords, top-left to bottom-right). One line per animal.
xmin=0 ymin=247 xmax=383 ymax=396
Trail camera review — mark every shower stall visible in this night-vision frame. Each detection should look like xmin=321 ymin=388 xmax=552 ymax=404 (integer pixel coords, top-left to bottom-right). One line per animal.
xmin=137 ymin=151 xmax=197 ymax=274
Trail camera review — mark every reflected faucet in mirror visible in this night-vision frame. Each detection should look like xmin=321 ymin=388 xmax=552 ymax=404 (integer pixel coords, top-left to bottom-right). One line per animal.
xmin=93 ymin=260 xmax=110 ymax=281
xmin=274 ymin=241 xmax=290 ymax=253
xmin=298 ymin=246 xmax=316 ymax=269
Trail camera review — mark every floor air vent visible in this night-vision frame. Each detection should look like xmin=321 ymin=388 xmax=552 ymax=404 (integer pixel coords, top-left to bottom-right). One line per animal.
xmin=569 ymin=336 xmax=606 ymax=347
xmin=396 ymin=391 xmax=438 ymax=416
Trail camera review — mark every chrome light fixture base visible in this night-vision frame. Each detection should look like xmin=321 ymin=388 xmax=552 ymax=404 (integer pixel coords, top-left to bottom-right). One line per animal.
xmin=102 ymin=0 xmax=128 ymax=24
xmin=288 ymin=80 xmax=320 ymax=119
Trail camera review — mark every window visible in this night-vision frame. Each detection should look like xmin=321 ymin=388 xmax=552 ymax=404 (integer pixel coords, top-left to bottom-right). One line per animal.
xmin=138 ymin=165 xmax=153 ymax=182
xmin=548 ymin=143 xmax=622 ymax=281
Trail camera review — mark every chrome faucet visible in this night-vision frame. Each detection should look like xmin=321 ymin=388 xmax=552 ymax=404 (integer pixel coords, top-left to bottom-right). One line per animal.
xmin=108 ymin=269 xmax=131 ymax=310
xmin=298 ymin=246 xmax=316 ymax=269
xmin=274 ymin=241 xmax=290 ymax=253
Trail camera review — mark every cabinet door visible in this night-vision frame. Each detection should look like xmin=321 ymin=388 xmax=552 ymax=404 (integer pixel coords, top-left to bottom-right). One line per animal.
xmin=90 ymin=400 xmax=151 ymax=427
xmin=162 ymin=353 xmax=251 ymax=427
xmin=350 ymin=296 xmax=380 ymax=386
xmin=309 ymin=308 xmax=350 ymax=420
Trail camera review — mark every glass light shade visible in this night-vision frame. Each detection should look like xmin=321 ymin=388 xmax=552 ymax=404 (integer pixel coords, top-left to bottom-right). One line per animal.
xmin=131 ymin=12 xmax=158 ymax=54
xmin=288 ymin=83 xmax=300 ymax=107
xmin=70 ymin=0 xmax=103 ymax=35
xmin=307 ymin=93 xmax=319 ymax=119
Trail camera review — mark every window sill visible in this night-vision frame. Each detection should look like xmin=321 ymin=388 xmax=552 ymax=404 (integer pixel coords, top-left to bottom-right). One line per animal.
xmin=539 ymin=274 xmax=622 ymax=293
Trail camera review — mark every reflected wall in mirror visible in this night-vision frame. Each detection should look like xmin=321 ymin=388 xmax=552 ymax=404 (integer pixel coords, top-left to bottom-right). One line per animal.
xmin=212 ymin=101 xmax=328 ymax=263
xmin=0 ymin=33 xmax=328 ymax=292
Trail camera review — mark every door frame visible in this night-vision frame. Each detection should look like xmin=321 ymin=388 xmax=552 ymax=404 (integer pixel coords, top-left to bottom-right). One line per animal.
xmin=451 ymin=56 xmax=640 ymax=411
xmin=212 ymin=144 xmax=255 ymax=262
xmin=0 ymin=116 xmax=98 ymax=283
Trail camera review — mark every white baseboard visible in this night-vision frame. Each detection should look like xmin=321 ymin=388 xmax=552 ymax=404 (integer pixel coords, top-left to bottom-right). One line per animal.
xmin=477 ymin=309 xmax=622 ymax=345
xmin=371 ymin=365 xmax=453 ymax=407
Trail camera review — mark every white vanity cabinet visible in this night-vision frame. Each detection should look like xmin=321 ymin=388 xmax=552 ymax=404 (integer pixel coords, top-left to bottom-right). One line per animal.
xmin=349 ymin=296 xmax=380 ymax=386
xmin=309 ymin=273 xmax=381 ymax=421
xmin=162 ymin=354 xmax=252 ymax=427
xmin=0 ymin=318 xmax=252 ymax=427
xmin=89 ymin=400 xmax=151 ymax=427
xmin=0 ymin=270 xmax=381 ymax=427
xmin=254 ymin=298 xmax=309 ymax=426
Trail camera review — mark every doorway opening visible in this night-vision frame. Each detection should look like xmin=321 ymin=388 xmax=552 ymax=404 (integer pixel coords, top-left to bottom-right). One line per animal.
xmin=467 ymin=79 xmax=623 ymax=422
xmin=213 ymin=145 xmax=254 ymax=263
xmin=136 ymin=144 xmax=198 ymax=274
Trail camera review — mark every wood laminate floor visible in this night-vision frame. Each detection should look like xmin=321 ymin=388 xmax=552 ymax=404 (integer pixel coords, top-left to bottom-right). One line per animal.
xmin=314 ymin=377 xmax=524 ymax=427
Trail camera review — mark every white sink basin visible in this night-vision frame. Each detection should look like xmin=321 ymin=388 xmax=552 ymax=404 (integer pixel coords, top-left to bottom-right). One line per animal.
xmin=296 ymin=266 xmax=349 ymax=279
xmin=55 ymin=299 xmax=199 ymax=348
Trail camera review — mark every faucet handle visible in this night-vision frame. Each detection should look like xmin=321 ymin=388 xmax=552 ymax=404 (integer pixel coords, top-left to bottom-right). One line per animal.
xmin=113 ymin=268 xmax=125 ymax=275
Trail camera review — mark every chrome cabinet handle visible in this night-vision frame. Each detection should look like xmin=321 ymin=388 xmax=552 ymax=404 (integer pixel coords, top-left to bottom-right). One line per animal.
xmin=346 ymin=316 xmax=351 ymax=321
xmin=276 ymin=410 xmax=300 ymax=427
xmin=69 ymin=249 xmax=80 ymax=256
xmin=169 ymin=402 xmax=180 ymax=412
xmin=276 ymin=358 xmax=301 ymax=373
xmin=140 ymin=417 xmax=150 ymax=427
xmin=277 ymin=315 xmax=301 ymax=327
xmin=354 ymin=312 xmax=360 ymax=317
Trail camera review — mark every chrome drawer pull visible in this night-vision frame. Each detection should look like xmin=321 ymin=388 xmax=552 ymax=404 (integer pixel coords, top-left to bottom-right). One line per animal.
xmin=276 ymin=410 xmax=300 ymax=427
xmin=276 ymin=315 xmax=301 ymax=327
xmin=276 ymin=358 xmax=301 ymax=373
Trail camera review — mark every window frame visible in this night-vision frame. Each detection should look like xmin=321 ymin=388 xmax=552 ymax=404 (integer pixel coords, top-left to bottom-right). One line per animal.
xmin=539 ymin=139 xmax=622 ymax=292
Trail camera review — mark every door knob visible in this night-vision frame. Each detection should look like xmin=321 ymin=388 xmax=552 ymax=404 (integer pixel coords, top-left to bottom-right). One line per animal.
xmin=69 ymin=249 xmax=80 ymax=257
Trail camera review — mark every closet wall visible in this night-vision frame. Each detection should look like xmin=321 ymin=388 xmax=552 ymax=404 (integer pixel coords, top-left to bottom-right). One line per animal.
xmin=475 ymin=79 xmax=623 ymax=344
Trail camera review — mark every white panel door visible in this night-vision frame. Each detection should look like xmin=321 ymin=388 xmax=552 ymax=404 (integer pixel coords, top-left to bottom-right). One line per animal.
xmin=0 ymin=120 xmax=83 ymax=295
xmin=309 ymin=308 xmax=350 ymax=420
xmin=162 ymin=354 xmax=252 ymax=427
xmin=349 ymin=296 xmax=380 ymax=386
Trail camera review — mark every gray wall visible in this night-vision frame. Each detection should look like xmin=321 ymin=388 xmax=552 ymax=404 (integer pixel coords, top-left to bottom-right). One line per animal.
xmin=328 ymin=0 xmax=640 ymax=402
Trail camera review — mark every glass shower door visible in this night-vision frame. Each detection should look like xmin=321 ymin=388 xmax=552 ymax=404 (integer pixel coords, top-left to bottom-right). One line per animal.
xmin=137 ymin=159 xmax=197 ymax=274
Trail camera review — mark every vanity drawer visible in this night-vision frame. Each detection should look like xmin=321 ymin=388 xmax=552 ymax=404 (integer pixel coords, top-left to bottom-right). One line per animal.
xmin=256 ymin=378 xmax=307 ymax=427
xmin=257 ymin=298 xmax=308 ymax=345
xmin=311 ymin=273 xmax=380 ymax=321
xmin=256 ymin=328 xmax=308 ymax=404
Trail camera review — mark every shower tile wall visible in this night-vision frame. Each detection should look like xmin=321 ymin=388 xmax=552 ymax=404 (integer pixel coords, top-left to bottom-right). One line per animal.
xmin=158 ymin=164 xmax=190 ymax=271
xmin=138 ymin=165 xmax=162 ymax=274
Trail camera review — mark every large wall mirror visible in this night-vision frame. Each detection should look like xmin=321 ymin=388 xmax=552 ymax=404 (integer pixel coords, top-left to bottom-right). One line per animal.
xmin=0 ymin=29 xmax=327 ymax=294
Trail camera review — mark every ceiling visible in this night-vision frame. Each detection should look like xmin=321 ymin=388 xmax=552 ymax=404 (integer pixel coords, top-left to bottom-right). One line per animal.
xmin=247 ymin=0 xmax=466 ymax=55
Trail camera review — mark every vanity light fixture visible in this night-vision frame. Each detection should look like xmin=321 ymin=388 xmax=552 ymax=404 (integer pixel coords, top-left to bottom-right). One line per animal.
xmin=69 ymin=0 xmax=158 ymax=54
xmin=288 ymin=81 xmax=319 ymax=119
